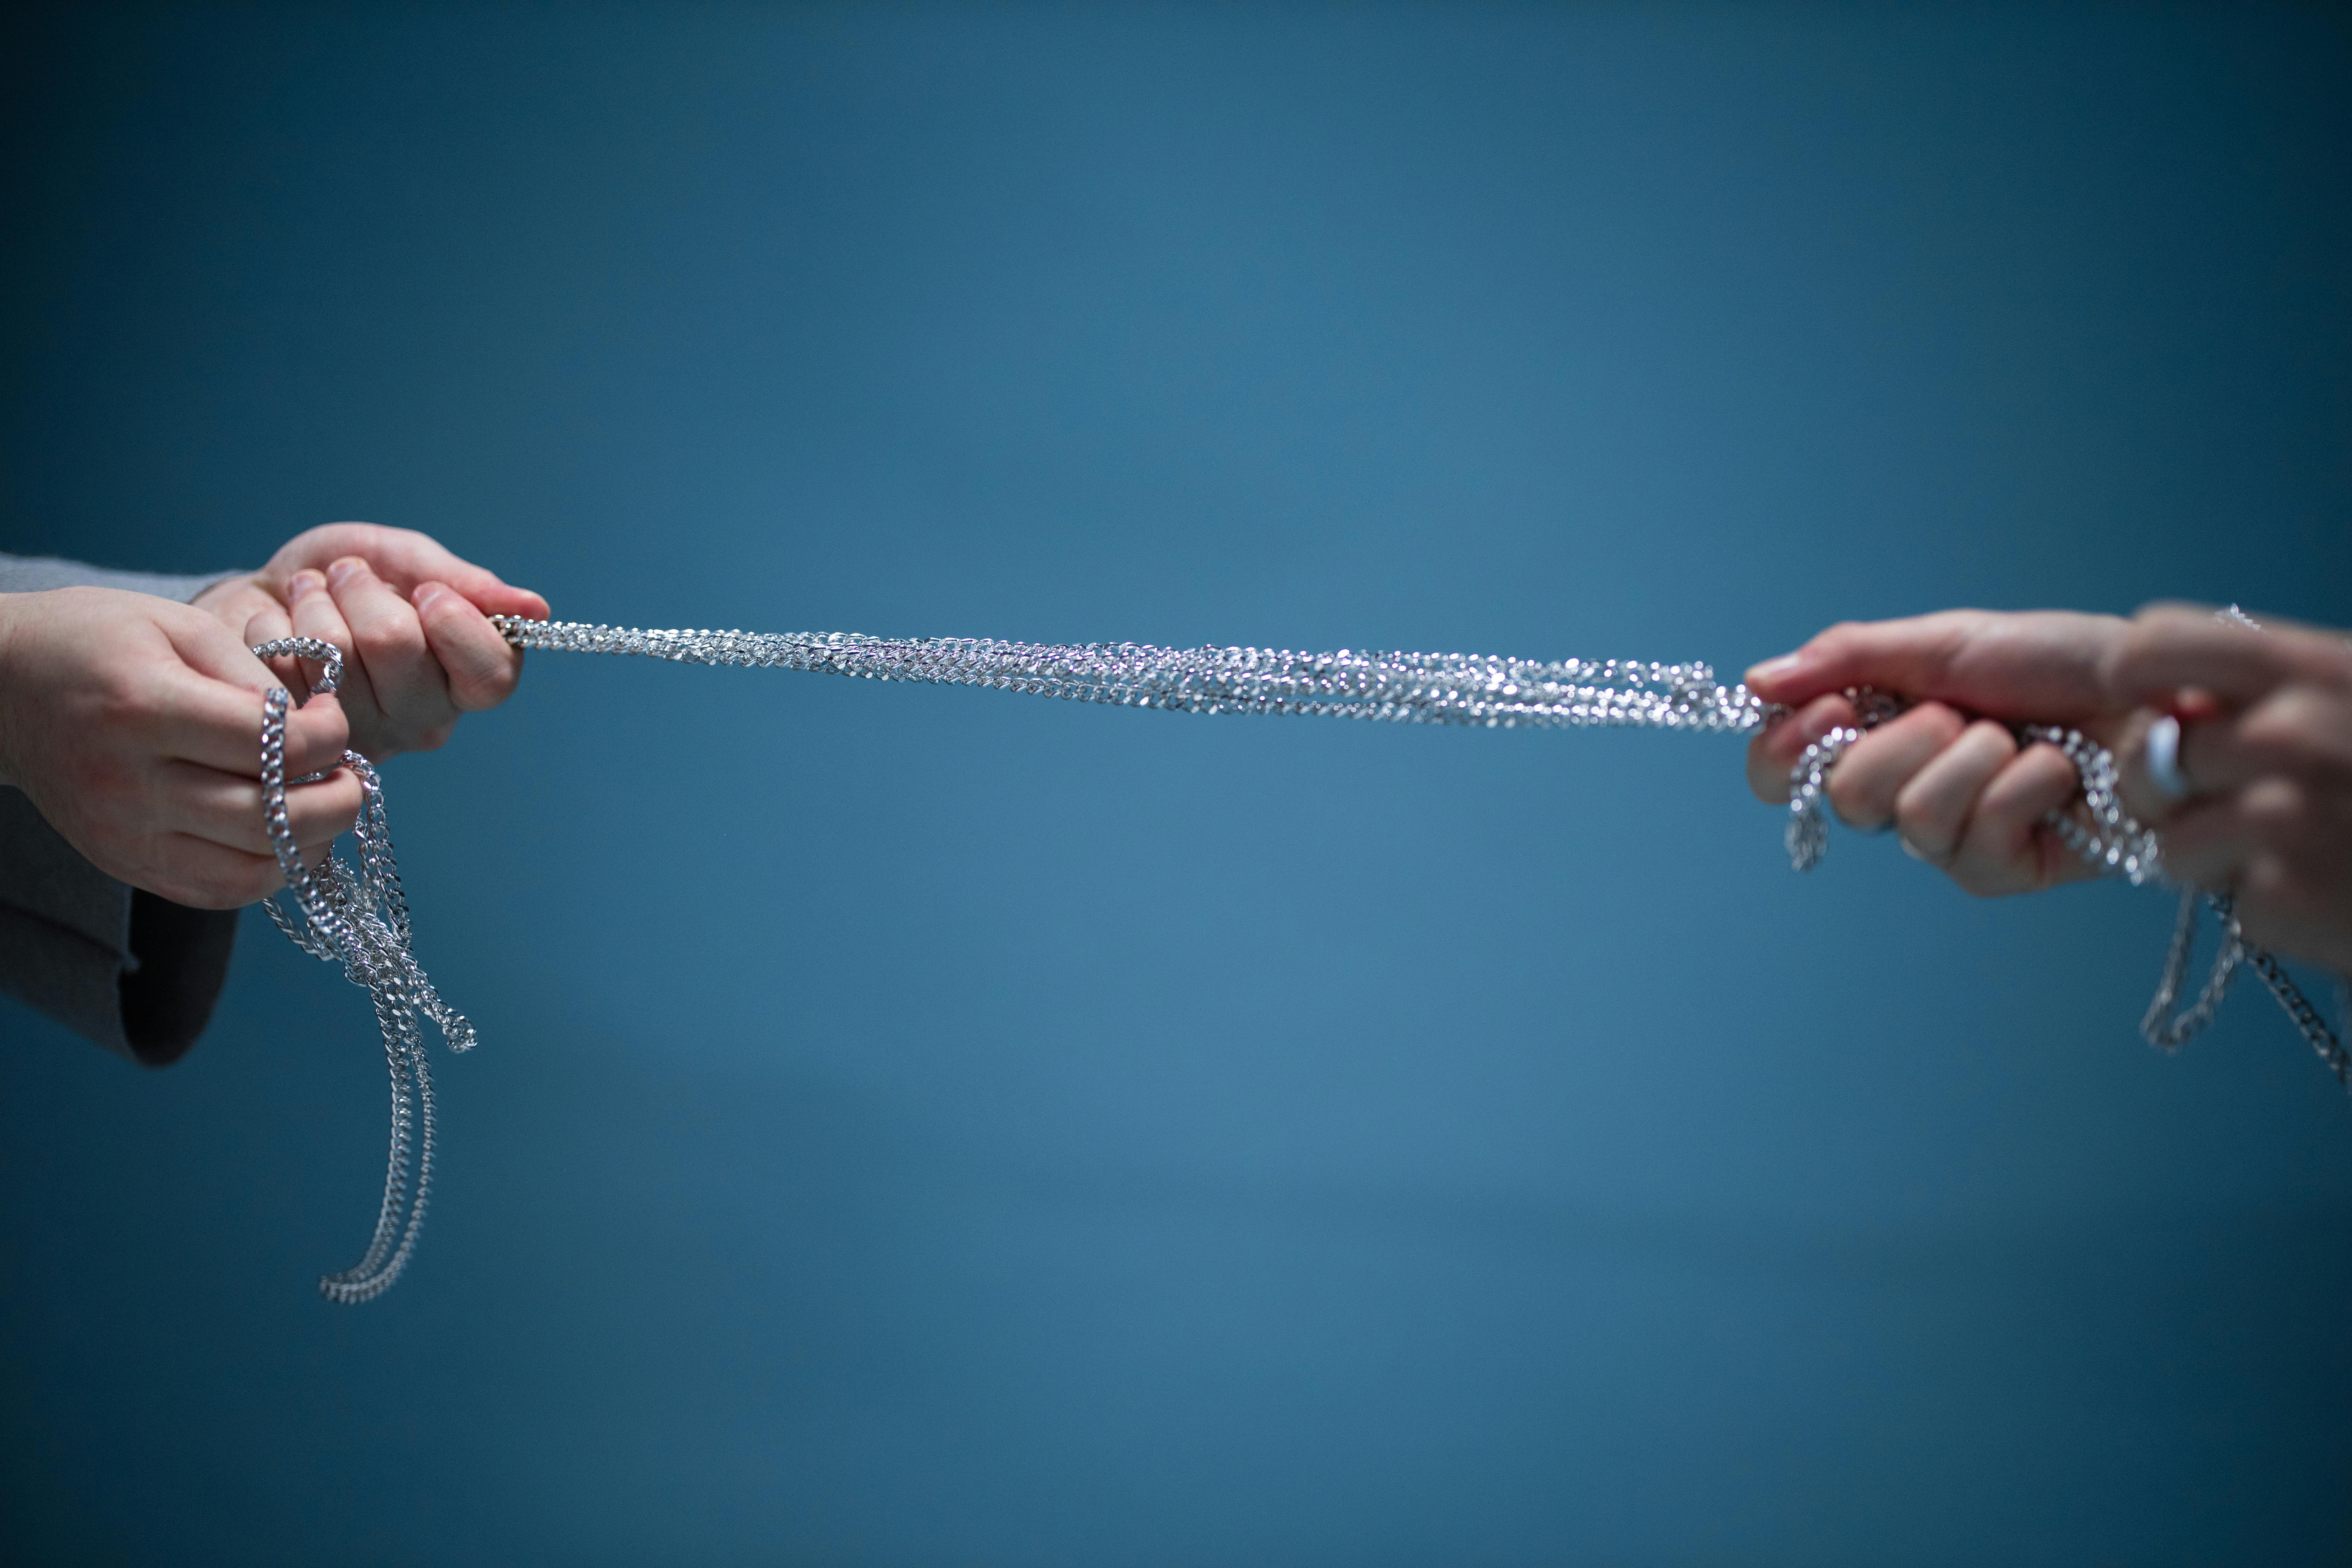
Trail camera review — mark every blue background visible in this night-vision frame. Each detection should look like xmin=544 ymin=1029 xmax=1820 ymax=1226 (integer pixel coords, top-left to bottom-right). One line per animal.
xmin=5 ymin=4 xmax=2350 ymax=1562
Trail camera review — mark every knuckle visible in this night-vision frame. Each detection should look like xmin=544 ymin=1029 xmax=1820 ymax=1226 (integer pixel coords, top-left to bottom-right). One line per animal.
xmin=1949 ymin=864 xmax=2006 ymax=898
xmin=2237 ymin=705 xmax=2305 ymax=756
xmin=2230 ymin=700 xmax=2324 ymax=766
xmin=2100 ymin=622 xmax=2161 ymax=688
xmin=353 ymin=610 xmax=422 ymax=658
xmin=457 ymin=666 xmax=518 ymax=711
xmin=2239 ymin=780 xmax=2304 ymax=842
xmin=1826 ymin=767 xmax=1874 ymax=822
xmin=1891 ymin=787 xmax=1938 ymax=841
xmin=1812 ymin=623 xmax=1864 ymax=660
xmin=90 ymin=673 xmax=156 ymax=733
xmin=1965 ymin=719 xmax=2020 ymax=765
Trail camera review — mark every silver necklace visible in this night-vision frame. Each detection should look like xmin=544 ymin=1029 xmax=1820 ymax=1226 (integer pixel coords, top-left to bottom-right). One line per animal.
xmin=248 ymin=617 xmax=2346 ymax=1302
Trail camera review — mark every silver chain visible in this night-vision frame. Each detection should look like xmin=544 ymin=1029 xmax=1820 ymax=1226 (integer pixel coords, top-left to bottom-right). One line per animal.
xmin=251 ymin=636 xmax=475 ymax=1304
xmin=249 ymin=616 xmax=2349 ymax=1301
xmin=490 ymin=618 xmax=1775 ymax=732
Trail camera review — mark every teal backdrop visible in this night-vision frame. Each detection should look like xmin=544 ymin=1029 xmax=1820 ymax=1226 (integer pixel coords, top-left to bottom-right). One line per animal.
xmin=4 ymin=4 xmax=2349 ymax=1563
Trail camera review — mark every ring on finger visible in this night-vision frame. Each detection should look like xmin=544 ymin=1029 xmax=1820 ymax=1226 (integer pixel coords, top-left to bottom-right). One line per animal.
xmin=2144 ymin=714 xmax=2191 ymax=800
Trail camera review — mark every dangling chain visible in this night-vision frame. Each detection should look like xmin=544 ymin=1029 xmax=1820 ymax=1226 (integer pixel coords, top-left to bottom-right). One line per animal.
xmin=251 ymin=636 xmax=476 ymax=1304
xmin=251 ymin=615 xmax=2349 ymax=1301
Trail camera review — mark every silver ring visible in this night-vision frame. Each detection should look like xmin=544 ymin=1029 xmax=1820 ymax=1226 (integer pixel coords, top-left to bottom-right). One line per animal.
xmin=2144 ymin=714 xmax=2190 ymax=800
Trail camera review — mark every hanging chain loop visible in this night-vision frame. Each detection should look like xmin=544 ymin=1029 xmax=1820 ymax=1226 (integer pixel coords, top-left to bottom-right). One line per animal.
xmin=252 ymin=636 xmax=475 ymax=1304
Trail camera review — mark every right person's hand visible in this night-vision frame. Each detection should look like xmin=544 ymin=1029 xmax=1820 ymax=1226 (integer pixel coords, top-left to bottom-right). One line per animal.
xmin=1741 ymin=604 xmax=2352 ymax=977
xmin=0 ymin=586 xmax=362 ymax=910
xmin=2105 ymin=605 xmax=2352 ymax=974
xmin=1741 ymin=609 xmax=2133 ymax=897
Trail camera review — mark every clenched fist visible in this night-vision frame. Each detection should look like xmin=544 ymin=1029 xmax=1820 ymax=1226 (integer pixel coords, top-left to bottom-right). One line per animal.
xmin=0 ymin=587 xmax=362 ymax=909
xmin=193 ymin=522 xmax=549 ymax=760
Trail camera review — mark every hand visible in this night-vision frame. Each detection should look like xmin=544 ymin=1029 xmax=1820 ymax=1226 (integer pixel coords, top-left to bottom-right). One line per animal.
xmin=193 ymin=523 xmax=548 ymax=760
xmin=0 ymin=587 xmax=361 ymax=909
xmin=1741 ymin=609 xmax=2132 ymax=896
xmin=2105 ymin=605 xmax=2352 ymax=974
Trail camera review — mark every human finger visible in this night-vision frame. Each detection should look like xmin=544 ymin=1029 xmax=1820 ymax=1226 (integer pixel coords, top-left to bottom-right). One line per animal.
xmin=1821 ymin=702 xmax=1967 ymax=829
xmin=413 ymin=581 xmax=527 ymax=712
xmin=1951 ymin=738 xmax=2099 ymax=893
xmin=1745 ymin=692 xmax=1859 ymax=802
xmin=1744 ymin=610 xmax=2120 ymax=718
xmin=148 ymin=615 xmax=348 ymax=773
xmin=155 ymin=594 xmax=297 ymax=692
xmin=268 ymin=523 xmax=550 ymax=620
xmin=2233 ymin=833 xmax=2352 ymax=974
xmin=140 ymin=834 xmax=297 ymax=910
xmin=287 ymin=567 xmax=367 ymax=705
xmin=384 ymin=538 xmax=549 ymax=621
xmin=147 ymin=666 xmax=351 ymax=779
xmin=2151 ymin=795 xmax=2256 ymax=891
xmin=326 ymin=555 xmax=456 ymax=743
xmin=238 ymin=600 xmax=309 ymax=696
xmin=2102 ymin=604 xmax=2350 ymax=709
xmin=158 ymin=758 xmax=364 ymax=856
xmin=1888 ymin=720 xmax=2015 ymax=870
xmin=191 ymin=575 xmax=289 ymax=650
xmin=2119 ymin=688 xmax=2352 ymax=826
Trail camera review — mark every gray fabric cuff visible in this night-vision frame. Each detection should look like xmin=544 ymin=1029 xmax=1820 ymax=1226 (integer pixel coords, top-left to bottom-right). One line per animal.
xmin=0 ymin=789 xmax=239 ymax=1065
xmin=0 ymin=551 xmax=243 ymax=603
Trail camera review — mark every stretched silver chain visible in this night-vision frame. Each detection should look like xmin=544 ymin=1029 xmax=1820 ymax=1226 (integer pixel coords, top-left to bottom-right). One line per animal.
xmin=251 ymin=615 xmax=2348 ymax=1302
xmin=489 ymin=618 xmax=1775 ymax=732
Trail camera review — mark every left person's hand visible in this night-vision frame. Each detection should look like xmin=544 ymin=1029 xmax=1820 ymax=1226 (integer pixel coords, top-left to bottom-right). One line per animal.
xmin=193 ymin=523 xmax=548 ymax=760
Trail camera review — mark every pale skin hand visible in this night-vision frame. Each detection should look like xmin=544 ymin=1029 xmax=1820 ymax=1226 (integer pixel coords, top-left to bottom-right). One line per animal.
xmin=2103 ymin=606 xmax=2352 ymax=974
xmin=0 ymin=587 xmax=362 ymax=910
xmin=1741 ymin=605 xmax=2352 ymax=974
xmin=1741 ymin=609 xmax=2132 ymax=896
xmin=192 ymin=522 xmax=550 ymax=761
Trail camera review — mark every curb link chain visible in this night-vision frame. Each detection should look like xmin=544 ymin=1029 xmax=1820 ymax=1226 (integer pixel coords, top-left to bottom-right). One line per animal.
xmin=250 ymin=615 xmax=2350 ymax=1303
xmin=252 ymin=636 xmax=475 ymax=1304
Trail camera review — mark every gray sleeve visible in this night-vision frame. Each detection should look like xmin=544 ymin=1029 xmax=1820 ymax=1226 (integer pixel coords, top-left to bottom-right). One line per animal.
xmin=0 ymin=550 xmax=243 ymax=602
xmin=0 ymin=551 xmax=250 ymax=1065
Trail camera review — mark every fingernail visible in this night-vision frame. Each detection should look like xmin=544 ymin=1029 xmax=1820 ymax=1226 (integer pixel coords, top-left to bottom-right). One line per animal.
xmin=411 ymin=582 xmax=442 ymax=611
xmin=327 ymin=556 xmax=366 ymax=586
xmin=1745 ymin=653 xmax=1804 ymax=687
xmin=290 ymin=569 xmax=325 ymax=599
